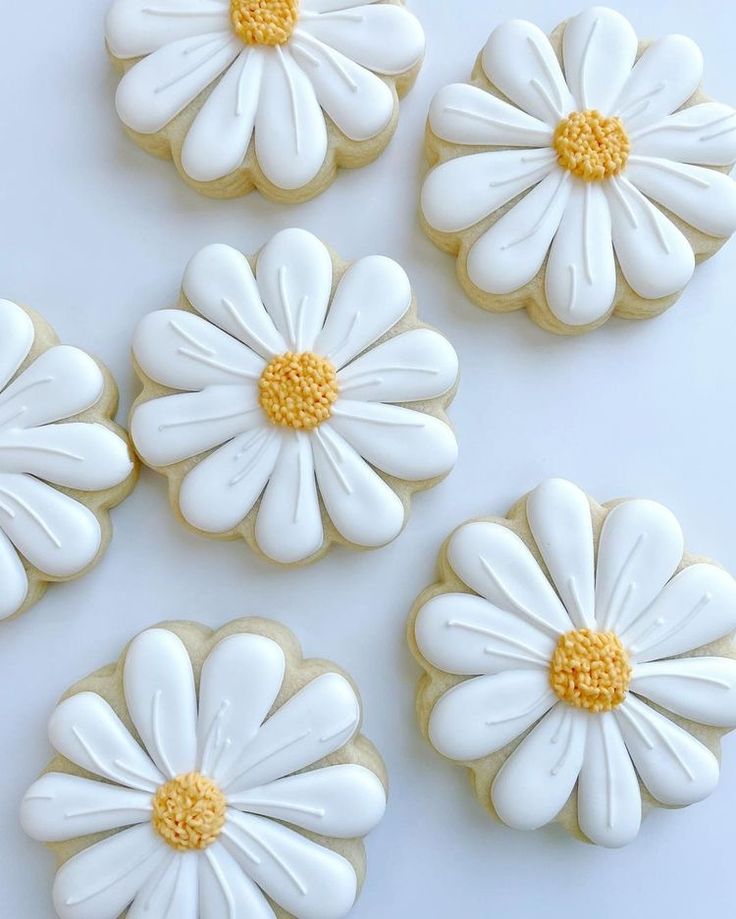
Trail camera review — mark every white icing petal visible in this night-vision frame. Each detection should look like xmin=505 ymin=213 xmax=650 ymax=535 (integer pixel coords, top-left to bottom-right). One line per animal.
xmin=199 ymin=842 xmax=276 ymax=919
xmin=52 ymin=824 xmax=165 ymax=919
xmin=124 ymin=628 xmax=198 ymax=778
xmin=545 ymin=181 xmax=616 ymax=327
xmin=563 ymin=7 xmax=638 ymax=113
xmin=577 ymin=713 xmax=641 ymax=848
xmin=336 ymin=329 xmax=458 ymax=403
xmin=21 ymin=773 xmax=152 ymax=843
xmin=482 ymin=20 xmax=575 ymax=124
xmin=105 ymin=0 xmax=230 ymax=59
xmin=427 ymin=669 xmax=556 ymax=761
xmin=223 ymin=810 xmax=358 ymax=919
xmin=115 ymin=33 xmax=241 ymax=135
xmin=613 ymin=35 xmax=704 ymax=131
xmin=0 ymin=423 xmax=132 ymax=490
xmin=256 ymin=228 xmax=333 ymax=352
xmin=179 ymin=427 xmax=281 ymax=534
xmin=428 ymin=83 xmax=553 ymax=148
xmin=229 ymin=764 xmax=386 ymax=838
xmin=624 ymin=563 xmax=736 ymax=663
xmin=607 ymin=176 xmax=695 ymax=300
xmin=299 ymin=3 xmax=425 ymax=76
xmin=0 ymin=529 xmax=27 ymax=620
xmin=421 ymin=149 xmax=556 ymax=234
xmin=329 ymin=401 xmax=458 ymax=481
xmin=492 ymin=705 xmax=587 ymax=831
xmin=314 ymin=256 xmax=411 ymax=369
xmin=594 ymin=498 xmax=684 ymax=632
xmin=183 ymin=243 xmax=286 ymax=360
xmin=255 ymin=48 xmax=328 ymax=191
xmin=128 ymin=851 xmax=198 ymax=919
xmin=0 ymin=346 xmax=103 ymax=431
xmin=0 ymin=473 xmax=101 ymax=577
xmin=303 ymin=0 xmax=381 ymax=10
xmin=197 ymin=634 xmax=286 ymax=783
xmin=526 ymin=478 xmax=596 ymax=628
xmin=223 ymin=672 xmax=360 ymax=793
xmin=447 ymin=521 xmax=573 ymax=636
xmin=631 ymin=103 xmax=736 ymax=166
xmin=48 ymin=692 xmax=164 ymax=792
xmin=0 ymin=299 xmax=34 ymax=390
xmin=467 ymin=170 xmax=572 ymax=295
xmin=181 ymin=48 xmax=264 ymax=184
xmin=616 ymin=695 xmax=719 ymax=806
xmin=133 ymin=310 xmax=265 ymax=390
xmin=254 ymin=433 xmax=323 ymax=564
xmin=312 ymin=425 xmax=405 ymax=546
xmin=626 ymin=156 xmax=736 ymax=238
xmin=131 ymin=386 xmax=262 ymax=467
xmin=631 ymin=657 xmax=736 ymax=728
xmin=415 ymin=592 xmax=556 ymax=676
xmin=290 ymin=32 xmax=394 ymax=142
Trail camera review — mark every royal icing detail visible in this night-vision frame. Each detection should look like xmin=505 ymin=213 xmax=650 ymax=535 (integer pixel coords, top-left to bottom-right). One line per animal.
xmin=105 ymin=0 xmax=425 ymax=190
xmin=421 ymin=6 xmax=736 ymax=327
xmin=0 ymin=300 xmax=133 ymax=620
xmin=130 ymin=229 xmax=459 ymax=564
xmin=22 ymin=626 xmax=387 ymax=919
xmin=414 ymin=478 xmax=736 ymax=847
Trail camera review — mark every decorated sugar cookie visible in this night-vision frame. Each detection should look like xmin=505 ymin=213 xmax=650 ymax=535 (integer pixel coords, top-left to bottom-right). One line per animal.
xmin=409 ymin=478 xmax=736 ymax=847
xmin=0 ymin=300 xmax=136 ymax=621
xmin=421 ymin=7 xmax=736 ymax=334
xmin=22 ymin=618 xmax=387 ymax=918
xmin=105 ymin=0 xmax=425 ymax=202
xmin=129 ymin=228 xmax=459 ymax=565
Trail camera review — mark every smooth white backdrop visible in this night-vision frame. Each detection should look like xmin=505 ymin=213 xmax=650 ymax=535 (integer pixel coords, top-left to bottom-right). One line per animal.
xmin=2 ymin=1 xmax=736 ymax=916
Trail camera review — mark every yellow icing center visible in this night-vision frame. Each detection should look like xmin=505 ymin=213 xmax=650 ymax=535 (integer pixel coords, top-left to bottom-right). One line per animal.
xmin=553 ymin=110 xmax=630 ymax=181
xmin=230 ymin=0 xmax=300 ymax=45
xmin=151 ymin=773 xmax=226 ymax=851
xmin=550 ymin=629 xmax=631 ymax=712
xmin=259 ymin=351 xmax=339 ymax=430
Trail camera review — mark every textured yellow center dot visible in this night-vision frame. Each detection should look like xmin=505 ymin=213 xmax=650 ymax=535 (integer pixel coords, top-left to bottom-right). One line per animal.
xmin=550 ymin=629 xmax=631 ymax=713
xmin=553 ymin=110 xmax=630 ymax=181
xmin=259 ymin=351 xmax=338 ymax=430
xmin=230 ymin=0 xmax=300 ymax=45
xmin=151 ymin=773 xmax=226 ymax=852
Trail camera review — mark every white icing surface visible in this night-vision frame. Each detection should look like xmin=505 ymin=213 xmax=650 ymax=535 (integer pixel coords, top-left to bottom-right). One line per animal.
xmin=106 ymin=0 xmax=425 ymax=189
xmin=417 ymin=478 xmax=736 ymax=846
xmin=131 ymin=229 xmax=458 ymax=562
xmin=0 ymin=301 xmax=133 ymax=617
xmin=23 ymin=626 xmax=386 ymax=918
xmin=421 ymin=7 xmax=736 ymax=328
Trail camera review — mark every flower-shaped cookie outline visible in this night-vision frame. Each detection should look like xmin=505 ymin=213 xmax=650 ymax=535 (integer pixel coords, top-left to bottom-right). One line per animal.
xmin=421 ymin=6 xmax=736 ymax=334
xmin=129 ymin=228 xmax=459 ymax=566
xmin=106 ymin=0 xmax=425 ymax=202
xmin=22 ymin=618 xmax=388 ymax=919
xmin=409 ymin=479 xmax=736 ymax=847
xmin=0 ymin=300 xmax=137 ymax=621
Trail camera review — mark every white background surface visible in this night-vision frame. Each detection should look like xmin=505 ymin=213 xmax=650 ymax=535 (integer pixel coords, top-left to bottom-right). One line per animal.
xmin=2 ymin=1 xmax=736 ymax=916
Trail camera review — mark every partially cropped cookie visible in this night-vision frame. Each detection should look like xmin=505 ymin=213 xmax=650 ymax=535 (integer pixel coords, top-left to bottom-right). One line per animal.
xmin=0 ymin=300 xmax=136 ymax=621
xmin=421 ymin=6 xmax=736 ymax=334
xmin=22 ymin=618 xmax=387 ymax=918
xmin=409 ymin=478 xmax=736 ymax=847
xmin=130 ymin=228 xmax=459 ymax=565
xmin=106 ymin=0 xmax=425 ymax=202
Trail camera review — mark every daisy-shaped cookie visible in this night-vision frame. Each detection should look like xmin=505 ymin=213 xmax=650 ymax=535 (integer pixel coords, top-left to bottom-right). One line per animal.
xmin=22 ymin=619 xmax=387 ymax=918
xmin=106 ymin=0 xmax=425 ymax=202
xmin=421 ymin=6 xmax=736 ymax=334
xmin=0 ymin=300 xmax=136 ymax=621
xmin=130 ymin=228 xmax=459 ymax=565
xmin=409 ymin=478 xmax=736 ymax=847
